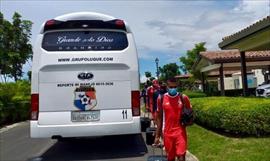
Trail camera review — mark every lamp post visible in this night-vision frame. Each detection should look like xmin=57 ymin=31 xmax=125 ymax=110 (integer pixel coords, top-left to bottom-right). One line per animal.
xmin=155 ymin=58 xmax=159 ymax=79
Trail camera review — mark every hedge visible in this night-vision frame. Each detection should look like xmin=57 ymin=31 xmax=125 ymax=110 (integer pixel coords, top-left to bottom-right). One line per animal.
xmin=182 ymin=90 xmax=207 ymax=98
xmin=0 ymin=101 xmax=30 ymax=125
xmin=191 ymin=97 xmax=270 ymax=136
xmin=0 ymin=81 xmax=30 ymax=126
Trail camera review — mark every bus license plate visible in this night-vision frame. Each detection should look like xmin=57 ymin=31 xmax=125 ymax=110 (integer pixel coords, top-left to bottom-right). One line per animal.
xmin=71 ymin=111 xmax=100 ymax=122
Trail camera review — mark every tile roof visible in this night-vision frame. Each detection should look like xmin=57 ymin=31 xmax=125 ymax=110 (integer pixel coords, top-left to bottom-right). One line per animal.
xmin=200 ymin=50 xmax=270 ymax=63
xmin=208 ymin=70 xmax=253 ymax=76
xmin=222 ymin=16 xmax=270 ymax=41
xmin=175 ymin=74 xmax=192 ymax=78
xmin=219 ymin=16 xmax=270 ymax=48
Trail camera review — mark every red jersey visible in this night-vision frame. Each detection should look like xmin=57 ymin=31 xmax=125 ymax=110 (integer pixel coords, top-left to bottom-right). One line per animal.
xmin=146 ymin=86 xmax=158 ymax=112
xmin=157 ymin=93 xmax=192 ymax=133
xmin=157 ymin=93 xmax=192 ymax=158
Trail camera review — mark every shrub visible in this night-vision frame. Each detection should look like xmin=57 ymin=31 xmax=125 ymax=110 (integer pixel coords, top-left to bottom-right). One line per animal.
xmin=182 ymin=90 xmax=207 ymax=98
xmin=0 ymin=81 xmax=30 ymax=126
xmin=204 ymin=81 xmax=219 ymax=96
xmin=191 ymin=97 xmax=270 ymax=136
xmin=0 ymin=80 xmax=30 ymax=105
xmin=0 ymin=101 xmax=4 ymax=124
xmin=0 ymin=102 xmax=30 ymax=125
xmin=223 ymin=88 xmax=256 ymax=97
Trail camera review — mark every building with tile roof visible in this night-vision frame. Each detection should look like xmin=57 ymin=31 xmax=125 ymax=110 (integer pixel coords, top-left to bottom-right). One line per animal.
xmin=193 ymin=16 xmax=270 ymax=96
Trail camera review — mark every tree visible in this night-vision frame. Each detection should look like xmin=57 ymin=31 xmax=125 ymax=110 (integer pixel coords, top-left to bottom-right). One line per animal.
xmin=0 ymin=12 xmax=13 ymax=82
xmin=178 ymin=42 xmax=207 ymax=91
xmin=179 ymin=42 xmax=206 ymax=72
xmin=159 ymin=63 xmax=181 ymax=81
xmin=149 ymin=77 xmax=155 ymax=82
xmin=145 ymin=71 xmax=152 ymax=80
xmin=27 ymin=70 xmax=31 ymax=81
xmin=0 ymin=12 xmax=33 ymax=82
xmin=180 ymin=65 xmax=187 ymax=75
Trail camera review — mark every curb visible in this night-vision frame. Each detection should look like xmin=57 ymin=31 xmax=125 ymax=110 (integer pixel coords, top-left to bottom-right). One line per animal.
xmin=186 ymin=150 xmax=199 ymax=161
xmin=0 ymin=121 xmax=28 ymax=133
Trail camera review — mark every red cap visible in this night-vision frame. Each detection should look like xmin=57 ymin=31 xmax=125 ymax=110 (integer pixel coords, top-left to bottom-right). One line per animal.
xmin=152 ymin=79 xmax=159 ymax=85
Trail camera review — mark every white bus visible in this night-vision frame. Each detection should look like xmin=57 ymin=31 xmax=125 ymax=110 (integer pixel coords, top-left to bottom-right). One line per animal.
xmin=30 ymin=12 xmax=141 ymax=139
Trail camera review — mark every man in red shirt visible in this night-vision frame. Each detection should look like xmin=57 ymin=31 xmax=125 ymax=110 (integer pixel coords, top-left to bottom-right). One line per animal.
xmin=154 ymin=78 xmax=192 ymax=161
xmin=146 ymin=79 xmax=160 ymax=122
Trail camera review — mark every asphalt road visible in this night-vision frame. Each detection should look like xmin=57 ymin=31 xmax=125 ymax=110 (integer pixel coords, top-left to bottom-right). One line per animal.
xmin=0 ymin=99 xmax=198 ymax=161
xmin=0 ymin=121 xmax=154 ymax=161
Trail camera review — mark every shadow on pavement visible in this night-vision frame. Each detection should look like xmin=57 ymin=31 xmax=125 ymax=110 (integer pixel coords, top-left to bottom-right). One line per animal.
xmin=34 ymin=134 xmax=147 ymax=161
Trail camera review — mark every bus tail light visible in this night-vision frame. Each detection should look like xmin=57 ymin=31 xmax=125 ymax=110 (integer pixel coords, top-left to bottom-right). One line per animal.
xmin=31 ymin=94 xmax=39 ymax=120
xmin=44 ymin=19 xmax=63 ymax=31
xmin=115 ymin=19 xmax=125 ymax=27
xmin=45 ymin=19 xmax=56 ymax=26
xmin=131 ymin=91 xmax=140 ymax=116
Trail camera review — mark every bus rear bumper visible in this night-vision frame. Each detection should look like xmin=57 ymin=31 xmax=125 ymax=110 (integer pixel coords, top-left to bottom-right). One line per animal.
xmin=30 ymin=117 xmax=140 ymax=138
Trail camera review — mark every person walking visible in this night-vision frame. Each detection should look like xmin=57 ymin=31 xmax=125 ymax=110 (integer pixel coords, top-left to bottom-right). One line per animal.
xmin=153 ymin=82 xmax=167 ymax=114
xmin=154 ymin=78 xmax=192 ymax=161
xmin=159 ymin=82 xmax=168 ymax=97
xmin=141 ymin=84 xmax=148 ymax=109
xmin=146 ymin=79 xmax=160 ymax=122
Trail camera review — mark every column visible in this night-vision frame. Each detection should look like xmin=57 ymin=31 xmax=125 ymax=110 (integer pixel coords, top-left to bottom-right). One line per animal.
xmin=240 ymin=51 xmax=248 ymax=96
xmin=219 ymin=63 xmax=225 ymax=96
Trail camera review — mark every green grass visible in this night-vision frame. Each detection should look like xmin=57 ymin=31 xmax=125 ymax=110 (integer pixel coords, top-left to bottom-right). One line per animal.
xmin=187 ymin=124 xmax=270 ymax=161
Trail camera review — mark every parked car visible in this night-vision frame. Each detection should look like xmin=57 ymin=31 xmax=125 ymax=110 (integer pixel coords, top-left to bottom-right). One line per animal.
xmin=256 ymin=84 xmax=270 ymax=97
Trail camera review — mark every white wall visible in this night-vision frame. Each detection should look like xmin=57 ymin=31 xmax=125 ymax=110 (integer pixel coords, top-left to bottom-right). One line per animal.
xmin=218 ymin=71 xmax=260 ymax=91
xmin=253 ymin=69 xmax=265 ymax=85
xmin=218 ymin=77 xmax=235 ymax=90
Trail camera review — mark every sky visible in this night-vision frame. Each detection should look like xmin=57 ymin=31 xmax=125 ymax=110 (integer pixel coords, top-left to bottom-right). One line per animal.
xmin=1 ymin=0 xmax=269 ymax=82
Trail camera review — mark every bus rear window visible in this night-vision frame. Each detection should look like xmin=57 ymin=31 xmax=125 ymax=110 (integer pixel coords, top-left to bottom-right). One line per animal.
xmin=42 ymin=31 xmax=128 ymax=51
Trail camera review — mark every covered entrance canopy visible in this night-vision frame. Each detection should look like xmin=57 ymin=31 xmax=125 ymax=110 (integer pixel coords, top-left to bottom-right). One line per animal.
xmin=218 ymin=16 xmax=270 ymax=52
xmin=208 ymin=16 xmax=270 ymax=96
xmin=197 ymin=50 xmax=270 ymax=72
xmin=194 ymin=50 xmax=270 ymax=96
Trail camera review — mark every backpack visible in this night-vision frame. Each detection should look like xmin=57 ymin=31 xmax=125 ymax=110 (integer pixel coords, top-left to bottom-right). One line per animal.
xmin=160 ymin=93 xmax=194 ymax=126
xmin=179 ymin=94 xmax=194 ymax=126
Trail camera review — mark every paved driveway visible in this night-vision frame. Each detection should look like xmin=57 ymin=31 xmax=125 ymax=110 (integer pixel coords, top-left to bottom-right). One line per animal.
xmin=0 ymin=121 xmax=198 ymax=161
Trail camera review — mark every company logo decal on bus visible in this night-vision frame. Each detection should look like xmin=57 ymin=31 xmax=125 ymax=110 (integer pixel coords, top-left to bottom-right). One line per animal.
xmin=74 ymin=86 xmax=97 ymax=111
xmin=77 ymin=72 xmax=94 ymax=80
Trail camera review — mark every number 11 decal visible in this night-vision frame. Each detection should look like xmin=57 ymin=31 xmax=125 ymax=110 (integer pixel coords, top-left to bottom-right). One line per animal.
xmin=122 ymin=110 xmax=127 ymax=119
